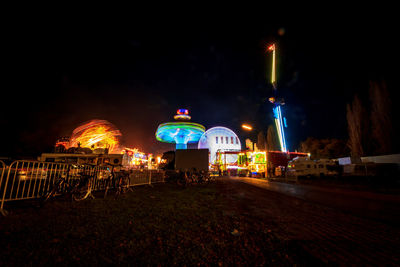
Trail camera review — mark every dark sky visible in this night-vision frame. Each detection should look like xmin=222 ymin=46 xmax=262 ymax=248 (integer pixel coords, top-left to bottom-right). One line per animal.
xmin=2 ymin=16 xmax=399 ymax=157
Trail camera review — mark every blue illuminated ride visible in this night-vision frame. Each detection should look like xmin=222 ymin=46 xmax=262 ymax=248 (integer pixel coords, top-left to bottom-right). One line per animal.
xmin=155 ymin=109 xmax=206 ymax=150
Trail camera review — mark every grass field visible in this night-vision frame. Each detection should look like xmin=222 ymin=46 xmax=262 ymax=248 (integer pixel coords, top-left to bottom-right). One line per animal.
xmin=0 ymin=182 xmax=299 ymax=266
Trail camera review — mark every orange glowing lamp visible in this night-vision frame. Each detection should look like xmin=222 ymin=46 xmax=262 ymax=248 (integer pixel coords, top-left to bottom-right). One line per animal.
xmin=242 ymin=124 xmax=253 ymax=131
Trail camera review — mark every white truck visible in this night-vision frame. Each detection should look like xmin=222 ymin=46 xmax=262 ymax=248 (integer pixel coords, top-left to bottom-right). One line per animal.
xmin=286 ymin=157 xmax=339 ymax=178
xmin=174 ymin=149 xmax=209 ymax=172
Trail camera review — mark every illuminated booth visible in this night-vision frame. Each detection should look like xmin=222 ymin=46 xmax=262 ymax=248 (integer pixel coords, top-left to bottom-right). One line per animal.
xmin=216 ymin=150 xmax=309 ymax=177
xmin=122 ymin=148 xmax=148 ymax=169
xmin=214 ymin=150 xmax=266 ymax=177
xmin=238 ymin=151 xmax=267 ymax=177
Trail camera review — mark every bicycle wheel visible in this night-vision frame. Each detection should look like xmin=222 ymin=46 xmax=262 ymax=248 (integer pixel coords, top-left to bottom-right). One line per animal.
xmin=40 ymin=178 xmax=63 ymax=204
xmin=118 ymin=174 xmax=129 ymax=194
xmin=103 ymin=173 xmax=115 ymax=198
xmin=72 ymin=176 xmax=92 ymax=201
xmin=113 ymin=172 xmax=128 ymax=197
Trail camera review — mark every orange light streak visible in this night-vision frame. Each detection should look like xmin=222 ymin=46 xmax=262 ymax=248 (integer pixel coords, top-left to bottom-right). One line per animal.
xmin=69 ymin=120 xmax=122 ymax=153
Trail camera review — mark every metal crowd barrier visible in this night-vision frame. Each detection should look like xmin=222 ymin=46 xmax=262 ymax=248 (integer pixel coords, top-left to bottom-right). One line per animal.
xmin=128 ymin=169 xmax=165 ymax=186
xmin=149 ymin=170 xmax=165 ymax=184
xmin=0 ymin=160 xmax=6 ymax=212
xmin=91 ymin=165 xmax=113 ymax=191
xmin=0 ymin=160 xmax=165 ymax=216
xmin=1 ymin=161 xmax=66 ymax=215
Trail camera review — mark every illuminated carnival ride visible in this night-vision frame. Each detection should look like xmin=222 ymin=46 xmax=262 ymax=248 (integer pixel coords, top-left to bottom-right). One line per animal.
xmin=51 ymin=119 xmax=155 ymax=169
xmin=69 ymin=119 xmax=122 ymax=153
xmin=268 ymin=43 xmax=288 ymax=152
xmin=198 ymin=126 xmax=241 ymax=165
xmin=155 ymin=109 xmax=205 ymax=150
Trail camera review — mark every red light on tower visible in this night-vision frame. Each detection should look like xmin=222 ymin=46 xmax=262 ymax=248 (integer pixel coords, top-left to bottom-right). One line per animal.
xmin=177 ymin=109 xmax=189 ymax=115
xmin=174 ymin=109 xmax=191 ymax=121
xmin=267 ymin=44 xmax=275 ymax=52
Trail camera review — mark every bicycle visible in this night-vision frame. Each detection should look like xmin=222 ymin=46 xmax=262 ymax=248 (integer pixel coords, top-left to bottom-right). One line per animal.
xmin=114 ymin=170 xmax=132 ymax=197
xmin=176 ymin=171 xmax=191 ymax=187
xmin=204 ymin=172 xmax=216 ymax=183
xmin=72 ymin=172 xmax=95 ymax=201
xmin=41 ymin=164 xmax=95 ymax=204
xmin=103 ymin=166 xmax=132 ymax=198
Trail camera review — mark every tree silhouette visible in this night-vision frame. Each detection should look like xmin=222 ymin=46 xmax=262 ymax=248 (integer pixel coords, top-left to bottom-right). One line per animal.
xmin=346 ymin=95 xmax=368 ymax=157
xmin=257 ymin=131 xmax=266 ymax=151
xmin=369 ymin=81 xmax=392 ymax=155
xmin=266 ymin=124 xmax=279 ymax=151
xmin=299 ymin=137 xmax=348 ymax=159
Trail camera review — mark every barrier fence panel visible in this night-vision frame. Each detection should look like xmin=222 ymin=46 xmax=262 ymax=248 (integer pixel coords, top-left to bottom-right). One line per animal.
xmin=129 ymin=170 xmax=151 ymax=186
xmin=92 ymin=165 xmax=112 ymax=192
xmin=127 ymin=170 xmax=166 ymax=186
xmin=0 ymin=160 xmax=7 ymax=205
xmin=150 ymin=170 xmax=165 ymax=184
xmin=0 ymin=161 xmax=71 ymax=214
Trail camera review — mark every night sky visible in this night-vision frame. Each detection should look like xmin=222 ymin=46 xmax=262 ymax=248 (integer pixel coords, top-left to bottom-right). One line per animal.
xmin=2 ymin=16 xmax=399 ymax=158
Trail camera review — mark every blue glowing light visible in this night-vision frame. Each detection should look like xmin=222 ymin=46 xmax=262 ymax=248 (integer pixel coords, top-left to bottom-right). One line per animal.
xmin=156 ymin=109 xmax=205 ymax=150
xmin=156 ymin=122 xmax=205 ymax=150
xmin=273 ymin=105 xmax=288 ymax=152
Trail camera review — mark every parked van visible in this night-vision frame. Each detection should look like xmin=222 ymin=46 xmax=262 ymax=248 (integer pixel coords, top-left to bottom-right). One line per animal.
xmin=342 ymin=162 xmax=399 ymax=177
xmin=286 ymin=157 xmax=339 ymax=178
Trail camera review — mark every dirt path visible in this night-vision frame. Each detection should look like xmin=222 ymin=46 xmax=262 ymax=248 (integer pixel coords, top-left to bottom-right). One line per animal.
xmin=228 ymin=176 xmax=400 ymax=225
xmin=217 ymin=178 xmax=400 ymax=266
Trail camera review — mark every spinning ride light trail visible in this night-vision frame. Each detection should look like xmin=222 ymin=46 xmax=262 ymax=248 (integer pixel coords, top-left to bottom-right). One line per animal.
xmin=69 ymin=119 xmax=122 ymax=153
xmin=268 ymin=43 xmax=288 ymax=152
xmin=155 ymin=109 xmax=205 ymax=150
